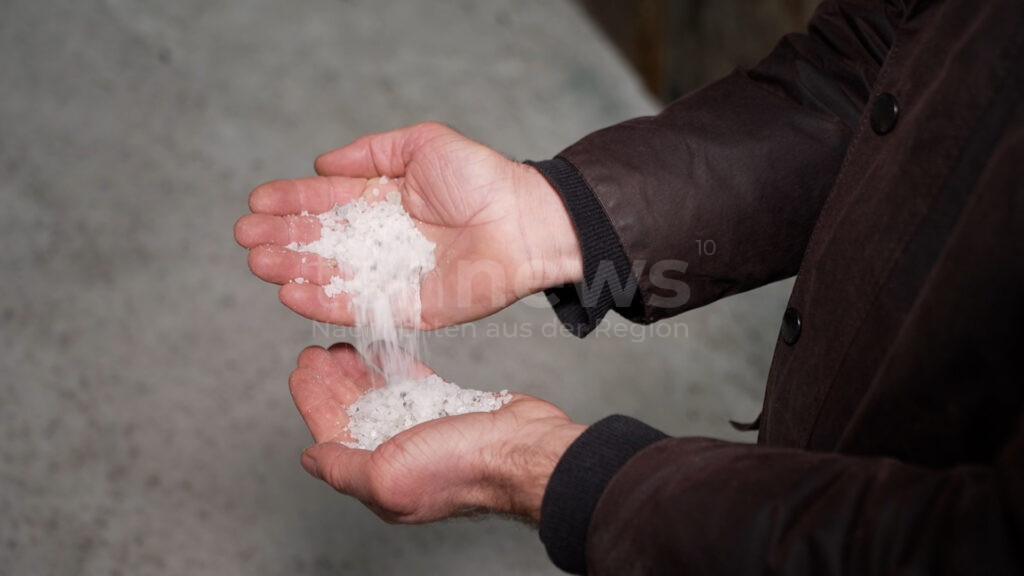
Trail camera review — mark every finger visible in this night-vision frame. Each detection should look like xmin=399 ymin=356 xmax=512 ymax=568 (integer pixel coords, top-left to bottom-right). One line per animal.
xmin=296 ymin=345 xmax=334 ymax=372
xmin=279 ymin=283 xmax=356 ymax=325
xmin=288 ymin=366 xmax=358 ymax=443
xmin=417 ymin=270 xmax=450 ymax=329
xmin=327 ymin=343 xmax=386 ymax=390
xmin=326 ymin=342 xmax=363 ymax=378
xmin=247 ymin=245 xmax=342 ymax=286
xmin=314 ymin=121 xmax=455 ymax=177
xmin=234 ymin=214 xmax=321 ymax=248
xmin=249 ymin=176 xmax=367 ymax=215
xmin=297 ymin=345 xmax=364 ymax=405
xmin=297 ymin=346 xmax=365 ymax=398
xmin=301 ymin=443 xmax=374 ymax=501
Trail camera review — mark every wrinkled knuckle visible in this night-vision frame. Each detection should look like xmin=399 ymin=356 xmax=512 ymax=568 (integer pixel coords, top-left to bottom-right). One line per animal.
xmin=322 ymin=467 xmax=349 ymax=494
xmin=367 ymin=462 xmax=415 ymax=515
xmin=373 ymin=441 xmax=406 ymax=469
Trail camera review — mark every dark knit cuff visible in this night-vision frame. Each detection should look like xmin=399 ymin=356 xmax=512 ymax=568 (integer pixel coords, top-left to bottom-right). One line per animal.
xmin=525 ymin=158 xmax=640 ymax=337
xmin=539 ymin=415 xmax=669 ymax=575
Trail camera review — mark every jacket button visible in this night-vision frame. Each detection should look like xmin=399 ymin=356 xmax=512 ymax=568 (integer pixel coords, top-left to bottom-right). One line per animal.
xmin=870 ymin=93 xmax=899 ymax=135
xmin=781 ymin=307 xmax=801 ymax=345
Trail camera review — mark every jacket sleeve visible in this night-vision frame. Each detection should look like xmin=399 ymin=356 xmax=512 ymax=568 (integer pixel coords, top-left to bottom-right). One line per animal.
xmin=539 ymin=415 xmax=1024 ymax=575
xmin=531 ymin=0 xmax=904 ymax=336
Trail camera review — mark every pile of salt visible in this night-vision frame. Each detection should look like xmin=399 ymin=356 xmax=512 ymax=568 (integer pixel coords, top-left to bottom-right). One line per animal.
xmin=287 ymin=184 xmax=511 ymax=450
xmin=345 ymin=375 xmax=511 ymax=451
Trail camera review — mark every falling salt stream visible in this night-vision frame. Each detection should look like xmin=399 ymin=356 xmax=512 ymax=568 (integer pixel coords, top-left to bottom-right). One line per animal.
xmin=287 ymin=179 xmax=511 ymax=450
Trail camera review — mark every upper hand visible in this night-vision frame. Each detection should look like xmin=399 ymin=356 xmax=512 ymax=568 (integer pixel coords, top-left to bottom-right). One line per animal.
xmin=289 ymin=343 xmax=585 ymax=524
xmin=234 ymin=122 xmax=582 ymax=329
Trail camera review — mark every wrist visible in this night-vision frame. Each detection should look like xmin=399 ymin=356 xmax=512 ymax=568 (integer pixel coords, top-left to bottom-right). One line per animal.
xmin=514 ymin=163 xmax=584 ymax=293
xmin=487 ymin=417 xmax=587 ymax=524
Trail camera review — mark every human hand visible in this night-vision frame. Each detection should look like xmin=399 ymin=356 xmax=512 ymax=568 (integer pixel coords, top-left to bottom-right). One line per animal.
xmin=234 ymin=122 xmax=582 ymax=329
xmin=289 ymin=343 xmax=585 ymax=523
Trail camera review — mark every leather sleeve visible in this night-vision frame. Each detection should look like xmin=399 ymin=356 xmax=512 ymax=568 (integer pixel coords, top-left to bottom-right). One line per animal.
xmin=583 ymin=418 xmax=1024 ymax=575
xmin=534 ymin=0 xmax=904 ymax=333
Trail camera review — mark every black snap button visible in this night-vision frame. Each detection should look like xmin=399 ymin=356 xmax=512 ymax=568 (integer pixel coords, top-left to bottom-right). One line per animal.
xmin=781 ymin=307 xmax=802 ymax=345
xmin=870 ymin=93 xmax=899 ymax=135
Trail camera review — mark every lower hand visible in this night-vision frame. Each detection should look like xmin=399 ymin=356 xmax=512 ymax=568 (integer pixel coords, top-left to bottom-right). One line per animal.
xmin=290 ymin=343 xmax=586 ymax=523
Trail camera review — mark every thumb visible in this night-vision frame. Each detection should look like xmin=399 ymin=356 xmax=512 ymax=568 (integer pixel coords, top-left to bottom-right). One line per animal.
xmin=301 ymin=443 xmax=375 ymax=501
xmin=314 ymin=121 xmax=457 ymax=178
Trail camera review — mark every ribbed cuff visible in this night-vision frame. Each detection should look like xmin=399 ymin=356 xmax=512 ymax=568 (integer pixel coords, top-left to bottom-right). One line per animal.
xmin=525 ymin=158 xmax=640 ymax=337
xmin=539 ymin=415 xmax=669 ymax=575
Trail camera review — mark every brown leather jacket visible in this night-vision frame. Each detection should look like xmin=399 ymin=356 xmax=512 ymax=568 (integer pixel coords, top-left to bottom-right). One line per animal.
xmin=530 ymin=0 xmax=1023 ymax=573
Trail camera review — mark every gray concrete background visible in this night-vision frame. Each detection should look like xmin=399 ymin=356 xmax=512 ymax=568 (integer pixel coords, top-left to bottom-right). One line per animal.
xmin=0 ymin=0 xmax=792 ymax=574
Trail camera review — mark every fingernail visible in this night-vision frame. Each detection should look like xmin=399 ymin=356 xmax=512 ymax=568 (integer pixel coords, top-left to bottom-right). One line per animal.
xmin=301 ymin=452 xmax=319 ymax=479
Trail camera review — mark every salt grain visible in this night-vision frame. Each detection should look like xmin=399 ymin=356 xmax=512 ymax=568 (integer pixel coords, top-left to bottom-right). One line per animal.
xmin=287 ymin=191 xmax=510 ymax=450
xmin=345 ymin=375 xmax=511 ymax=450
xmin=288 ymin=198 xmax=434 ymax=311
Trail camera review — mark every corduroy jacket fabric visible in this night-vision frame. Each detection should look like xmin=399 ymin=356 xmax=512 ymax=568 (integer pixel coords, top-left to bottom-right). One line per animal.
xmin=529 ymin=0 xmax=1023 ymax=573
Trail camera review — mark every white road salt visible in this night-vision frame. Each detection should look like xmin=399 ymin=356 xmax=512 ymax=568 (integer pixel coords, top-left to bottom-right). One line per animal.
xmin=346 ymin=375 xmax=511 ymax=450
xmin=287 ymin=185 xmax=510 ymax=450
